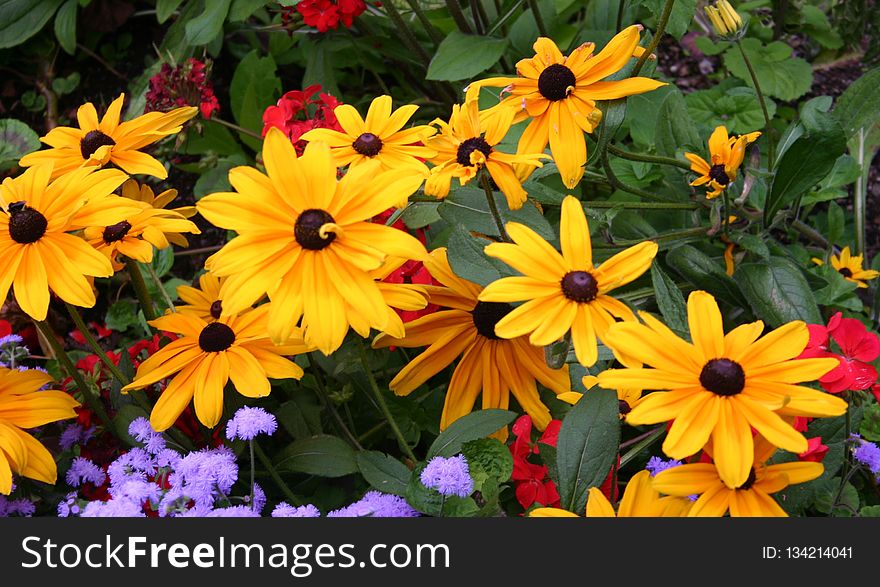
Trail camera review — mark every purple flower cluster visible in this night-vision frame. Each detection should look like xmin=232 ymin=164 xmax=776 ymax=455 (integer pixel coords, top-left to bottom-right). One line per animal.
xmin=851 ymin=434 xmax=880 ymax=477
xmin=0 ymin=482 xmax=35 ymax=517
xmin=59 ymin=423 xmax=96 ymax=451
xmin=420 ymin=455 xmax=473 ymax=498
xmin=327 ymin=491 xmax=420 ymax=518
xmin=65 ymin=457 xmax=107 ymax=487
xmin=226 ymin=406 xmax=278 ymax=441
xmin=272 ymin=503 xmax=321 ymax=518
xmin=645 ymin=456 xmax=684 ymax=476
xmin=0 ymin=334 xmax=28 ymax=368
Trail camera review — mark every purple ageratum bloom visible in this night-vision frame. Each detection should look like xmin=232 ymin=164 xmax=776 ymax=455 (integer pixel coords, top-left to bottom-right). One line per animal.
xmin=128 ymin=417 xmax=167 ymax=455
xmin=272 ymin=503 xmax=321 ymax=518
xmin=645 ymin=456 xmax=684 ymax=477
xmin=0 ymin=334 xmax=23 ymax=346
xmin=852 ymin=438 xmax=880 ymax=475
xmin=57 ymin=493 xmax=79 ymax=517
xmin=60 ymin=424 xmax=84 ymax=450
xmin=80 ymin=499 xmax=146 ymax=518
xmin=327 ymin=491 xmax=420 ymax=518
xmin=226 ymin=406 xmax=278 ymax=441
xmin=107 ymin=448 xmax=157 ymax=486
xmin=66 ymin=457 xmax=107 ymax=488
xmin=420 ymin=455 xmax=474 ymax=498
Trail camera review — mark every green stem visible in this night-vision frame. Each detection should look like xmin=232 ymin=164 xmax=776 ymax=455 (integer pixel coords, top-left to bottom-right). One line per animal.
xmin=249 ymin=439 xmax=255 ymax=507
xmin=480 ymin=172 xmax=511 ymax=242
xmin=583 ymin=200 xmax=700 ymax=210
xmin=527 ymin=0 xmax=548 ymax=37
xmin=606 ymin=144 xmax=692 ymax=171
xmin=474 ymin=1 xmax=491 ymax=35
xmin=619 ymin=426 xmax=666 ymax=468
xmin=126 ymin=259 xmax=157 ymax=322
xmin=211 ymin=117 xmax=263 ymax=140
xmin=632 ymin=0 xmax=674 ymax=76
xmin=357 ymin=341 xmax=418 ymax=463
xmin=854 ymin=127 xmax=867 ymax=255
xmin=791 ymin=218 xmax=830 ymax=249
xmin=404 ymin=0 xmax=444 ymax=45
xmin=736 ymin=40 xmax=775 ymax=168
xmin=308 ymin=354 xmax=364 ymax=451
xmin=831 ymin=402 xmax=853 ymax=513
xmin=722 ymin=191 xmax=731 ymax=236
xmin=487 ymin=0 xmax=523 ymax=36
xmin=602 ymin=156 xmax=668 ymax=202
xmin=145 ymin=260 xmax=177 ymax=313
xmin=616 ymin=0 xmax=626 ymax=32
xmin=64 ymin=302 xmax=130 ymax=385
xmin=384 ymin=1 xmax=434 ymax=65
xmin=445 ymin=1 xmax=474 ymax=34
xmin=35 ymin=320 xmax=112 ymax=429
xmin=254 ymin=441 xmax=301 ymax=506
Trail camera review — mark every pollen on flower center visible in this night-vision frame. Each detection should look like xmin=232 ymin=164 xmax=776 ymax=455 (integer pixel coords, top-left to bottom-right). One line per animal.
xmin=352 ymin=132 xmax=383 ymax=157
xmin=198 ymin=322 xmax=235 ymax=352
xmin=456 ymin=137 xmax=492 ymax=167
xmin=736 ymin=468 xmax=757 ymax=491
xmin=7 ymin=202 xmax=48 ymax=244
xmin=471 ymin=301 xmax=514 ymax=340
xmin=708 ymin=164 xmax=730 ymax=186
xmin=537 ymin=63 xmax=576 ymax=102
xmin=294 ymin=208 xmax=337 ymax=250
xmin=699 ymin=358 xmax=745 ymax=396
xmin=102 ymin=220 xmax=132 ymax=243
xmin=560 ymin=271 xmax=599 ymax=303
xmin=210 ymin=300 xmax=223 ymax=319
xmin=80 ymin=130 xmax=117 ymax=160
xmin=839 ymin=267 xmax=853 ymax=278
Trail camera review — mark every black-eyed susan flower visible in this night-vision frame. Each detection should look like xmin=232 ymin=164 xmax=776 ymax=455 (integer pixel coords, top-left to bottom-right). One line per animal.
xmin=300 ymin=94 xmax=436 ymax=179
xmin=470 ymin=26 xmax=665 ymax=188
xmin=597 ymin=290 xmax=846 ymax=489
xmin=0 ymin=164 xmax=135 ymax=320
xmin=812 ymin=246 xmax=880 ymax=288
xmin=424 ymin=93 xmax=546 ymax=210
xmin=372 ymin=248 xmax=570 ymax=435
xmin=652 ymin=435 xmax=822 ymax=516
xmin=176 ymin=272 xmax=228 ymax=321
xmin=478 ymin=195 xmax=657 ymax=366
xmin=196 ymin=128 xmax=427 ymax=354
xmin=82 ymin=179 xmax=200 ymax=271
xmin=352 ymin=258 xmax=428 ymax=338
xmin=685 ymin=126 xmax=760 ymax=199
xmin=0 ymin=367 xmax=80 ymax=494
xmin=19 ymin=93 xmax=197 ymax=179
xmin=122 ymin=306 xmax=310 ymax=431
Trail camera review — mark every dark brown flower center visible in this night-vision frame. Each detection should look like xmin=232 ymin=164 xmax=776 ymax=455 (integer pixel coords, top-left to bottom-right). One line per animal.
xmin=737 ymin=468 xmax=757 ymax=491
xmin=699 ymin=358 xmax=745 ymax=396
xmin=471 ymin=301 xmax=513 ymax=340
xmin=537 ymin=63 xmax=576 ymax=102
xmin=352 ymin=132 xmax=383 ymax=157
xmin=209 ymin=300 xmax=223 ymax=320
xmin=198 ymin=322 xmax=235 ymax=352
xmin=708 ymin=164 xmax=730 ymax=186
xmin=618 ymin=400 xmax=632 ymax=415
xmin=294 ymin=209 xmax=336 ymax=250
xmin=839 ymin=267 xmax=853 ymax=278
xmin=80 ymin=130 xmax=117 ymax=160
xmin=7 ymin=202 xmax=48 ymax=244
xmin=102 ymin=220 xmax=132 ymax=243
xmin=456 ymin=137 xmax=492 ymax=167
xmin=561 ymin=271 xmax=599 ymax=303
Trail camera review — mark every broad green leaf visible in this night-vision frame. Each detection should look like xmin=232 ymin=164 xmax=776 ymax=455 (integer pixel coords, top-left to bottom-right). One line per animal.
xmin=590 ymin=98 xmax=627 ymax=164
xmin=800 ymin=5 xmax=843 ymax=49
xmin=426 ymin=31 xmax=508 ymax=81
xmin=833 ymin=67 xmax=880 ymax=138
xmin=651 ymin=263 xmax=688 ymax=334
xmin=275 ymin=392 xmax=323 ymax=439
xmin=461 ymin=438 xmax=514 ymax=490
xmin=229 ymin=50 xmax=280 ymax=150
xmin=185 ymin=0 xmax=231 ymax=46
xmin=666 ymin=245 xmax=747 ymax=308
xmin=0 ymin=0 xmax=64 ymax=49
xmin=53 ymin=0 xmax=77 ymax=55
xmin=356 ymin=451 xmax=411 ymax=497
xmin=0 ymin=119 xmax=41 ymax=165
xmin=686 ymin=84 xmax=776 ymax=135
xmin=274 ymin=435 xmax=357 ymax=477
xmin=401 ymin=202 xmax=441 ymax=229
xmin=105 ymin=300 xmax=139 ymax=332
xmin=446 ymin=225 xmax=502 ymax=287
xmin=644 ymin=0 xmax=697 ymax=39
xmin=626 ymin=85 xmax=673 ymax=147
xmin=156 ymin=0 xmax=185 ymax=23
xmin=723 ymin=38 xmax=812 ymax=101
xmin=427 ymin=409 xmax=517 ymax=459
xmin=656 ymin=89 xmax=701 ymax=156
xmin=438 ymin=186 xmax=554 ymax=240
xmin=734 ymin=257 xmax=822 ymax=327
xmin=229 ymin=0 xmax=270 ymax=21
xmin=556 ymin=387 xmax=620 ymax=514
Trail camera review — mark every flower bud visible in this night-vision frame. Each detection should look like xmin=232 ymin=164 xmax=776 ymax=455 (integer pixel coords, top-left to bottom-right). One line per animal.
xmin=704 ymin=0 xmax=746 ymax=40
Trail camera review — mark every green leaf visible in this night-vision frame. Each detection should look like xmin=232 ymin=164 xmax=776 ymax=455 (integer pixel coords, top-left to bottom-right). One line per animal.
xmin=53 ymin=0 xmax=77 ymax=54
xmin=859 ymin=403 xmax=880 ymax=442
xmin=0 ymin=119 xmax=41 ymax=165
xmin=686 ymin=85 xmax=776 ymax=136
xmin=229 ymin=50 xmax=280 ymax=150
xmin=723 ymin=38 xmax=813 ymax=101
xmin=655 ymin=89 xmax=701 ymax=156
xmin=427 ymin=409 xmax=517 ymax=459
xmin=438 ymin=186 xmax=554 ymax=240
xmin=694 ymin=35 xmax=726 ymax=55
xmin=735 ymin=257 xmax=822 ymax=327
xmin=274 ymin=435 xmax=357 ymax=478
xmin=356 ymin=451 xmax=411 ymax=497
xmin=229 ymin=0 xmax=269 ymax=21
xmin=651 ymin=263 xmax=688 ymax=335
xmin=150 ymin=246 xmax=174 ymax=278
xmin=815 ymin=480 xmax=859 ymax=516
xmin=461 ymin=438 xmax=514 ymax=490
xmin=860 ymin=505 xmax=880 ymax=517
xmin=833 ymin=67 xmax=880 ymax=138
xmin=105 ymin=300 xmax=139 ymax=332
xmin=555 ymin=387 xmax=620 ymax=514
xmin=590 ymin=98 xmax=627 ymax=164
xmin=727 ymin=232 xmax=769 ymax=260
xmin=645 ymin=0 xmax=697 ymax=39
xmin=666 ymin=245 xmax=747 ymax=308
xmin=401 ymin=202 xmax=441 ymax=229
xmin=446 ymin=225 xmax=502 ymax=288
xmin=0 ymin=0 xmax=64 ymax=49
xmin=156 ymin=0 xmax=185 ymax=23
xmin=426 ymin=31 xmax=508 ymax=81
xmin=275 ymin=392 xmax=323 ymax=439
xmin=184 ymin=0 xmax=230 ymax=46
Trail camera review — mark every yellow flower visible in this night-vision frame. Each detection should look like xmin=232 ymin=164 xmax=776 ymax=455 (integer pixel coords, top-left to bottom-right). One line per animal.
xmin=122 ymin=306 xmax=309 ymax=431
xmin=596 ymin=290 xmax=846 ymax=489
xmin=196 ymin=128 xmax=427 ymax=354
xmin=19 ymin=94 xmax=196 ymax=179
xmin=372 ymin=248 xmax=570 ymax=434
xmin=812 ymin=246 xmax=880 ymax=288
xmin=0 ymin=164 xmax=135 ymax=320
xmin=470 ymin=27 xmax=666 ymax=188
xmin=176 ymin=272 xmax=229 ymax=321
xmin=705 ymin=0 xmax=746 ymax=38
xmin=685 ymin=126 xmax=760 ymax=199
xmin=558 ymin=375 xmax=643 ymax=420
xmin=300 ymin=95 xmax=436 ymax=183
xmin=424 ymin=93 xmax=546 ymax=210
xmin=478 ymin=195 xmax=657 ymax=366
xmin=652 ymin=436 xmax=822 ymax=516
xmin=0 ymin=367 xmax=80 ymax=494
xmin=82 ymin=179 xmax=200 ymax=271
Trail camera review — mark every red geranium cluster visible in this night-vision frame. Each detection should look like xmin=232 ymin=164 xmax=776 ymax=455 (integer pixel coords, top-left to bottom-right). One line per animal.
xmin=262 ymin=84 xmax=342 ymax=155
xmin=145 ymin=58 xmax=220 ymax=119
xmin=799 ymin=312 xmax=880 ymax=399
xmin=510 ymin=415 xmax=561 ymax=510
xmin=295 ymin=0 xmax=367 ymax=33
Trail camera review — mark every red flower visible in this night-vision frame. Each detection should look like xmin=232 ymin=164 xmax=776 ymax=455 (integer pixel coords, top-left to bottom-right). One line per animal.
xmin=798 ymin=437 xmax=829 ymax=463
xmin=0 ymin=319 xmax=11 ymax=338
xmin=261 ymin=85 xmax=343 ymax=155
xmin=145 ymin=58 xmax=220 ymax=119
xmin=70 ymin=322 xmax=112 ymax=345
xmin=799 ymin=312 xmax=880 ymax=393
xmin=296 ymin=0 xmax=366 ymax=32
xmin=509 ymin=415 xmax=561 ymax=510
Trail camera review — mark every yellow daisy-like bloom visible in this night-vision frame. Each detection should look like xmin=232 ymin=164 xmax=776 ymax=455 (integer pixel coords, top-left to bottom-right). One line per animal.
xmin=0 ymin=164 xmax=135 ymax=320
xmin=19 ymin=94 xmax=196 ymax=180
xmin=557 ymin=375 xmax=642 ymax=421
xmin=373 ymin=248 xmax=570 ymax=434
xmin=479 ymin=196 xmax=657 ymax=366
xmin=196 ymin=128 xmax=427 ymax=354
xmin=176 ymin=272 xmax=229 ymax=321
xmin=82 ymin=179 xmax=200 ymax=271
xmin=685 ymin=126 xmax=761 ymax=199
xmin=423 ymin=93 xmax=546 ymax=210
xmin=0 ymin=367 xmax=80 ymax=494
xmin=471 ymin=26 xmax=666 ymax=188
xmin=530 ymin=470 xmax=690 ymax=517
xmin=596 ymin=290 xmax=846 ymax=488
xmin=355 ymin=258 xmax=429 ymax=337
xmin=300 ymin=95 xmax=436 ymax=181
xmin=122 ymin=306 xmax=310 ymax=431
xmin=652 ymin=436 xmax=823 ymax=517
xmin=811 ymin=246 xmax=880 ymax=289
